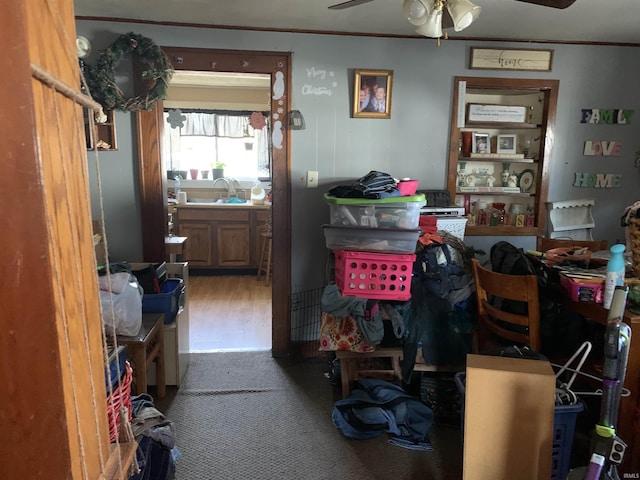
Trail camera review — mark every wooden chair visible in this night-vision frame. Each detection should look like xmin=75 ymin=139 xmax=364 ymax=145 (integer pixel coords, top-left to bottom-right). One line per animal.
xmin=471 ymin=258 xmax=542 ymax=352
xmin=536 ymin=236 xmax=608 ymax=254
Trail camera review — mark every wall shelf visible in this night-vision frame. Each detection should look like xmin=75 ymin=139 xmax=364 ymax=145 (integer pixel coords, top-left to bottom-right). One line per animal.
xmin=86 ymin=109 xmax=117 ymax=150
xmin=546 ymin=199 xmax=596 ymax=240
xmin=447 ymin=76 xmax=560 ymax=236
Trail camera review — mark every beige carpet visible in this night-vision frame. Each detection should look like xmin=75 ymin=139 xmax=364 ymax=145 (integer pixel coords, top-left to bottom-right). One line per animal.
xmin=158 ymin=351 xmax=463 ymax=480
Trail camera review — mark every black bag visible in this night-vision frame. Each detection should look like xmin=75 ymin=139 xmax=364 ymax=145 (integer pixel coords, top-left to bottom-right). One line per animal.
xmin=131 ymin=262 xmax=167 ymax=294
xmin=489 ymin=241 xmax=585 ymax=356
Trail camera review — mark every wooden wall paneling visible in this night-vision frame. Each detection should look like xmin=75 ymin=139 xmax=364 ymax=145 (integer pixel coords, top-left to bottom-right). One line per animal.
xmin=2 ymin=2 xmax=131 ymax=478
xmin=137 ymin=102 xmax=169 ymax=262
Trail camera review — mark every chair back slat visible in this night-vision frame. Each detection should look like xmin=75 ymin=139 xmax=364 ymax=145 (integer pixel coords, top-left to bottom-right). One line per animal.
xmin=472 ymin=258 xmax=541 ymax=351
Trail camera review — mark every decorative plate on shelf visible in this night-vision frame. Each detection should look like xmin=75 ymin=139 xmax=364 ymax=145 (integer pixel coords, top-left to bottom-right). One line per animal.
xmin=518 ymin=169 xmax=535 ymax=192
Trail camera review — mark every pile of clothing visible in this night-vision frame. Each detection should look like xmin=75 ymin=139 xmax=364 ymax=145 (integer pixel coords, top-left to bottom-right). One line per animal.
xmin=129 ymin=394 xmax=179 ymax=480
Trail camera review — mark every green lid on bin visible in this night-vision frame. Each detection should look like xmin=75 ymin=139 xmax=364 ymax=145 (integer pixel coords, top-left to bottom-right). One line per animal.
xmin=323 ymin=193 xmax=426 ymax=206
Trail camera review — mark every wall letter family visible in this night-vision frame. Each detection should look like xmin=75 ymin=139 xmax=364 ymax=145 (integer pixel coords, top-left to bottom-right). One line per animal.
xmin=580 ymin=109 xmax=634 ymax=124
xmin=575 ymin=108 xmax=634 ymax=188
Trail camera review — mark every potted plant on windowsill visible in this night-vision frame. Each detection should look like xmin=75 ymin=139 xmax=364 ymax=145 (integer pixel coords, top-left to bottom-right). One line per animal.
xmin=212 ymin=161 xmax=226 ymax=180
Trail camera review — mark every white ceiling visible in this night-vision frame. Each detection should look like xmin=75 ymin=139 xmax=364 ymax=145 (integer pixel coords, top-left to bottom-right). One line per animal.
xmin=74 ymin=0 xmax=640 ymax=45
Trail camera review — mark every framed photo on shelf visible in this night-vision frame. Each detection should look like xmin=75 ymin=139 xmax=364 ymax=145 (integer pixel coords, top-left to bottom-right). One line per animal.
xmin=472 ymin=132 xmax=490 ymax=154
xmin=353 ymin=69 xmax=393 ymax=119
xmin=497 ymin=134 xmax=517 ymax=154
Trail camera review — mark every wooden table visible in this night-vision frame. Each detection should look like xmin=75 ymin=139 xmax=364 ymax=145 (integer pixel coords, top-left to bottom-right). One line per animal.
xmin=562 ymin=298 xmax=640 ymax=474
xmin=116 ymin=313 xmax=166 ymax=398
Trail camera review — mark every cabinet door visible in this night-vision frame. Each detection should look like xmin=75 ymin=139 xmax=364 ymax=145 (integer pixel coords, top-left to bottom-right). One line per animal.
xmin=447 ymin=77 xmax=559 ymax=237
xmin=178 ymin=222 xmax=213 ymax=266
xmin=216 ymin=224 xmax=251 ymax=266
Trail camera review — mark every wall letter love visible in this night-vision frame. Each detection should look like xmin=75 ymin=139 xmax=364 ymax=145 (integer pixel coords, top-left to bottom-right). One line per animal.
xmin=583 ymin=141 xmax=622 ymax=156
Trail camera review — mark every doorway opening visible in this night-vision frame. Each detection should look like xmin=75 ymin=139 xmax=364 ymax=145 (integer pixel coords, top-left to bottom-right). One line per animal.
xmin=162 ymin=69 xmax=274 ymax=352
xmin=137 ymin=47 xmax=292 ymax=356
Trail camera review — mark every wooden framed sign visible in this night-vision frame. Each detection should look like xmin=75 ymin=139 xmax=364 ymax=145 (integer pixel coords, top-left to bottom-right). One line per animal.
xmin=467 ymin=104 xmax=528 ymax=125
xmin=469 ymin=47 xmax=554 ymax=72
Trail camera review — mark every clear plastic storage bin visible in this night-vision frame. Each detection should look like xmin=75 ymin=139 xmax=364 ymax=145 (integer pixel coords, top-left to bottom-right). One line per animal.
xmin=323 ymin=225 xmax=421 ymax=254
xmin=324 ymin=194 xmax=426 ymax=230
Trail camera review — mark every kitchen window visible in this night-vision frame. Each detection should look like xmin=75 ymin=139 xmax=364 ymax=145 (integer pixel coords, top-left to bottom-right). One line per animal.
xmin=163 ymin=109 xmax=271 ymax=180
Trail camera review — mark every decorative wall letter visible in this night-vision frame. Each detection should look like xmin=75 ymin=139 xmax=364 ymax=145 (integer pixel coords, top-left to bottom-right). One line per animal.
xmin=580 ymin=109 xmax=634 ymax=124
xmin=583 ymin=141 xmax=622 ymax=156
xmin=573 ymin=173 xmax=622 ymax=188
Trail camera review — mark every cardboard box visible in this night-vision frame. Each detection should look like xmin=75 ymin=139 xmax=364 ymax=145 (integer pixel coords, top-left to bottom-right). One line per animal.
xmin=463 ymin=354 xmax=555 ymax=480
xmin=560 ymin=274 xmax=604 ymax=303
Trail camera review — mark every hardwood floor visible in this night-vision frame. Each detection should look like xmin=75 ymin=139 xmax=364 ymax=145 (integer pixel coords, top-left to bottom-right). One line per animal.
xmin=188 ymin=275 xmax=272 ymax=352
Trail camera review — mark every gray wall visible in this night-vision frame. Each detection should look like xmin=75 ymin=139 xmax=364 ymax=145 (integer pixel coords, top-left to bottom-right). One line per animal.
xmin=77 ymin=20 xmax=640 ymax=291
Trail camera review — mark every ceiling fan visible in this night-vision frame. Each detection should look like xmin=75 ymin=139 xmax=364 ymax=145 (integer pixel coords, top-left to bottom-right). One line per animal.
xmin=329 ymin=0 xmax=575 ymax=40
xmin=329 ymin=0 xmax=576 ymax=10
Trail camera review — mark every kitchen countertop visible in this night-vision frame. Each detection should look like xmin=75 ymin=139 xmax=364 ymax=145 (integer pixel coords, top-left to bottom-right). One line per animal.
xmin=175 ymin=201 xmax=271 ymax=209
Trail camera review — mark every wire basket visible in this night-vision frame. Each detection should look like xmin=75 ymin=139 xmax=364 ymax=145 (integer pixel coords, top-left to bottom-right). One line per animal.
xmin=333 ymin=249 xmax=415 ymax=300
xmin=106 ymin=361 xmax=133 ymax=443
xmin=628 ymin=216 xmax=640 ymax=277
xmin=436 ymin=216 xmax=468 ymax=240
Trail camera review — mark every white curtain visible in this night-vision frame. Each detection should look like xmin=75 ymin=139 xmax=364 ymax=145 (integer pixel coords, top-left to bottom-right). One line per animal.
xmin=181 ymin=112 xmax=252 ymax=138
xmin=163 ymin=110 xmax=271 ymax=177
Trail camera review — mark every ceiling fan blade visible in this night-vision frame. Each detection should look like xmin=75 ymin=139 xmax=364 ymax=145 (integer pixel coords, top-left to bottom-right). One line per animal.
xmin=515 ymin=0 xmax=577 ymax=9
xmin=328 ymin=0 xmax=376 ymax=10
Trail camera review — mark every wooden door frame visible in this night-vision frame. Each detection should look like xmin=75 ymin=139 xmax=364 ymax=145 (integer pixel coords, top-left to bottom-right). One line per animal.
xmin=136 ymin=47 xmax=292 ymax=356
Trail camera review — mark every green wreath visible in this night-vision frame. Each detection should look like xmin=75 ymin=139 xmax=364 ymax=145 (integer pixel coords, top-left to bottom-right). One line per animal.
xmin=86 ymin=33 xmax=174 ymax=112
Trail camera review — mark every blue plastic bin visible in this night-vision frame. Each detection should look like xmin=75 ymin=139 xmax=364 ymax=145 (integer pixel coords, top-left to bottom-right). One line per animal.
xmin=141 ymin=278 xmax=184 ymax=323
xmin=454 ymin=372 xmax=583 ymax=480
xmin=105 ymin=345 xmax=127 ymax=391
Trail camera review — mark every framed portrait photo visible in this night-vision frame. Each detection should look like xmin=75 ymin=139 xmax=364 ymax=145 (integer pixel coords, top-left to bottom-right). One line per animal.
xmin=497 ymin=134 xmax=517 ymax=154
xmin=353 ymin=69 xmax=393 ymax=119
xmin=472 ymin=132 xmax=490 ymax=154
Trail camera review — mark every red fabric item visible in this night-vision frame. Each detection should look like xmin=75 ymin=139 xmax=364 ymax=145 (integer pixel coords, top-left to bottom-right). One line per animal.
xmin=418 ymin=216 xmax=444 ymax=245
xmin=418 ymin=232 xmax=443 ymax=246
xmin=419 ymin=215 xmax=437 ymax=234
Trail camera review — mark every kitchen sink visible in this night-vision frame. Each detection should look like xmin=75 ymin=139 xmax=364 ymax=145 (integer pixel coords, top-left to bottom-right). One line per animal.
xmin=187 ymin=197 xmax=248 ymax=205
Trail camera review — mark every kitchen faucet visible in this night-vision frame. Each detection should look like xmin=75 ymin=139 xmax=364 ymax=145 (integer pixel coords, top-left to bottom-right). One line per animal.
xmin=212 ymin=177 xmax=240 ymax=197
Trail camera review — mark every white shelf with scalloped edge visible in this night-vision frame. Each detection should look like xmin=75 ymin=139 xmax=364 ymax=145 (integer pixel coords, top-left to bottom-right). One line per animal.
xmin=546 ymin=199 xmax=595 ymax=240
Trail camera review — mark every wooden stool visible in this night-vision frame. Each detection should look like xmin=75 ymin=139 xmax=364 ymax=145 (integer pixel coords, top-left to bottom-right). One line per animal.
xmin=165 ymin=235 xmax=187 ymax=263
xmin=116 ymin=313 xmax=166 ymax=398
xmin=256 ymin=230 xmax=272 ymax=286
xmin=335 ymin=348 xmax=403 ymax=397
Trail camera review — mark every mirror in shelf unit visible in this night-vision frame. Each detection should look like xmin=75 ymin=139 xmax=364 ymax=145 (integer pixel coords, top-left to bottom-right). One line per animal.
xmin=448 ymin=77 xmax=559 ymax=235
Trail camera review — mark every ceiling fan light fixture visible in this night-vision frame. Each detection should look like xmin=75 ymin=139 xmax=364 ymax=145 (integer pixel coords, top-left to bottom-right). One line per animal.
xmin=414 ymin=1 xmax=444 ymax=38
xmin=446 ymin=0 xmax=481 ymax=31
xmin=403 ymin=0 xmax=430 ymax=26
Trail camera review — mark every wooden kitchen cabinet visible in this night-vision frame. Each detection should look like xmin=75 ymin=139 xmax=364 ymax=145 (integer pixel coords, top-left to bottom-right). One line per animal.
xmin=178 ymin=222 xmax=213 ymax=266
xmin=217 ymin=224 xmax=251 ymax=266
xmin=175 ymin=205 xmax=269 ymax=271
xmin=447 ymin=77 xmax=559 ymax=236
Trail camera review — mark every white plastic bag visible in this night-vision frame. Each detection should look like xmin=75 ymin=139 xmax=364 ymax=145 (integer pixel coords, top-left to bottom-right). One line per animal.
xmin=100 ymin=273 xmax=143 ymax=336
